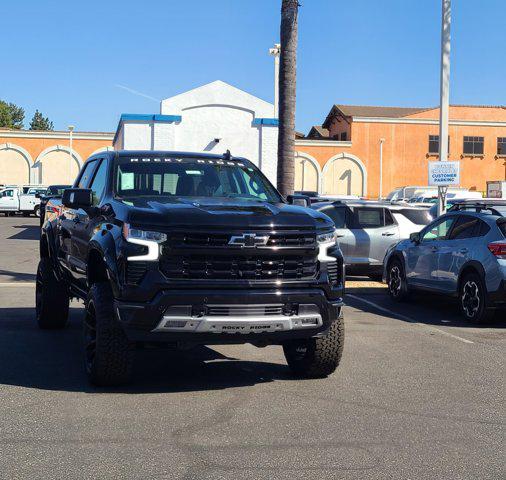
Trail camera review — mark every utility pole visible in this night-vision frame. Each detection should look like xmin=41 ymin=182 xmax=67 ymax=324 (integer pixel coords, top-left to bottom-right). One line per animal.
xmin=379 ymin=138 xmax=385 ymax=199
xmin=437 ymin=0 xmax=451 ymax=216
xmin=68 ymin=125 xmax=75 ymax=184
xmin=269 ymin=43 xmax=281 ymax=118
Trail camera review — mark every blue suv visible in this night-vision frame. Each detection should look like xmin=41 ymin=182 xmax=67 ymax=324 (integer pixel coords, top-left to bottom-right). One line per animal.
xmin=384 ymin=201 xmax=506 ymax=322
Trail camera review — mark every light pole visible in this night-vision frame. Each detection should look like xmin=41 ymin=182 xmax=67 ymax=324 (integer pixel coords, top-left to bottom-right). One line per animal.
xmin=379 ymin=138 xmax=385 ymax=199
xmin=268 ymin=43 xmax=281 ymax=118
xmin=68 ymin=125 xmax=75 ymax=184
xmin=437 ymin=0 xmax=451 ymax=216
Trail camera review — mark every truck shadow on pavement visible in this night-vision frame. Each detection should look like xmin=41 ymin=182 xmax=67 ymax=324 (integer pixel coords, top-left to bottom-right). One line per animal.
xmin=0 ymin=269 xmax=37 ymax=282
xmin=346 ymin=292 xmax=506 ymax=330
xmin=7 ymin=224 xmax=40 ymax=241
xmin=0 ymin=307 xmax=293 ymax=394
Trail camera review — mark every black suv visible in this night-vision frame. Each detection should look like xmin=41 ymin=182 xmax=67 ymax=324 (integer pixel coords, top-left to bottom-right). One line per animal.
xmin=38 ymin=151 xmax=345 ymax=385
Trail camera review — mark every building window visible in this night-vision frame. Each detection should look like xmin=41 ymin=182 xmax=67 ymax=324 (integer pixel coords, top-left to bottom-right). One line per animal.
xmin=463 ymin=136 xmax=484 ymax=155
xmin=497 ymin=137 xmax=506 ymax=155
xmin=428 ymin=135 xmax=450 ymax=154
xmin=340 ymin=132 xmax=347 ymax=141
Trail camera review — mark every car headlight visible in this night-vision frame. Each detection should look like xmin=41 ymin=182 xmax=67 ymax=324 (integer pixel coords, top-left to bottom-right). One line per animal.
xmin=122 ymin=224 xmax=166 ymax=261
xmin=317 ymin=229 xmax=337 ymax=246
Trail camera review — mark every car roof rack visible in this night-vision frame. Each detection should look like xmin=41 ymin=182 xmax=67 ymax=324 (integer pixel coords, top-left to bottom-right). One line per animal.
xmin=448 ymin=200 xmax=506 ymax=216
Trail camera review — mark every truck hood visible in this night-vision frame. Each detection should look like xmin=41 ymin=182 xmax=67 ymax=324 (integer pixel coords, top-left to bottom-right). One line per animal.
xmin=125 ymin=197 xmax=333 ymax=231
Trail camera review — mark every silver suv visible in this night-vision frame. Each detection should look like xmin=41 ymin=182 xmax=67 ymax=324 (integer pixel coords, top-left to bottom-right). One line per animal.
xmin=384 ymin=201 xmax=506 ymax=322
xmin=312 ymin=201 xmax=432 ymax=278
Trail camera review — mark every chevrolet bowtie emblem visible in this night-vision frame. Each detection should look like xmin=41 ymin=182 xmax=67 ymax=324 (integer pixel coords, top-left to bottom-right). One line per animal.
xmin=228 ymin=233 xmax=269 ymax=247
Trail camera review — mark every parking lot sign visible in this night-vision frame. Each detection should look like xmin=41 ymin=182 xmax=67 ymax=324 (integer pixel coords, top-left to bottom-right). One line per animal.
xmin=428 ymin=161 xmax=460 ymax=186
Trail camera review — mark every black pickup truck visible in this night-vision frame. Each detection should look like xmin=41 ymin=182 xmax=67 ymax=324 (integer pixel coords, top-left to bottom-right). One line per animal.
xmin=38 ymin=150 xmax=345 ymax=385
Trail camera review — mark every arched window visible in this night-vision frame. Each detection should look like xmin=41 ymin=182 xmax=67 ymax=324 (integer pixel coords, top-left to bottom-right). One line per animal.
xmin=322 ymin=153 xmax=367 ymax=196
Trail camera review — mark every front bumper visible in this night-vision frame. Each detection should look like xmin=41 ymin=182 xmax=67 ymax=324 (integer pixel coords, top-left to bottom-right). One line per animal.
xmin=115 ymin=288 xmax=343 ymax=344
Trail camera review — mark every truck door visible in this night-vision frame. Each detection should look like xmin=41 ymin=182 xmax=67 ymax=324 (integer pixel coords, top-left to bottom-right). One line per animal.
xmin=71 ymin=158 xmax=109 ymax=291
xmin=0 ymin=189 xmax=18 ymax=211
xmin=59 ymin=160 xmax=98 ymax=284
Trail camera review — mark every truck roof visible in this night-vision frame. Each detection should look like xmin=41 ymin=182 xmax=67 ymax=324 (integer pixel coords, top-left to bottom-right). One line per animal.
xmin=93 ymin=150 xmax=251 ymax=164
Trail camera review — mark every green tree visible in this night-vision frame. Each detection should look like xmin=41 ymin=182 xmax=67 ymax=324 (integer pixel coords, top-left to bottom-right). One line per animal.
xmin=276 ymin=0 xmax=299 ymax=197
xmin=0 ymin=100 xmax=25 ymax=129
xmin=29 ymin=110 xmax=54 ymax=131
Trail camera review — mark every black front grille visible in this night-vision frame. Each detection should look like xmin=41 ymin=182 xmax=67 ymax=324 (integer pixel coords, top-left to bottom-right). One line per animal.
xmin=326 ymin=257 xmax=344 ymax=284
xmin=207 ymin=305 xmax=283 ymax=316
xmin=165 ymin=232 xmax=316 ymax=249
xmin=126 ymin=262 xmax=148 ymax=284
xmin=160 ymin=254 xmax=318 ymax=280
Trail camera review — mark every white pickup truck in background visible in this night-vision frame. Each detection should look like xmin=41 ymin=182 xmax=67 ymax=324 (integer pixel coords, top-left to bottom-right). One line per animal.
xmin=0 ymin=186 xmax=46 ymax=217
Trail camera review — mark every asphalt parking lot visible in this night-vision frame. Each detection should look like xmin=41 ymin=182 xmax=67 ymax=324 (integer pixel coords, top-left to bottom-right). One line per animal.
xmin=0 ymin=216 xmax=504 ymax=480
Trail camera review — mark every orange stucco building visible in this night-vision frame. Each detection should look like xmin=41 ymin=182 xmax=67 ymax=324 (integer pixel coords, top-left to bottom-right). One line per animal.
xmin=0 ymin=129 xmax=113 ymax=186
xmin=294 ymin=104 xmax=506 ymax=198
xmin=1 ymin=104 xmax=505 ymax=197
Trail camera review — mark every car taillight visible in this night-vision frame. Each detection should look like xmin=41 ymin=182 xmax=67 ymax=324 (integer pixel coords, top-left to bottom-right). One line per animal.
xmin=488 ymin=242 xmax=506 ymax=259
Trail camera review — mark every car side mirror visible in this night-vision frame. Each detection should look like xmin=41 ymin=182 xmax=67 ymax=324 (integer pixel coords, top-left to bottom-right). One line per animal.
xmin=287 ymin=194 xmax=310 ymax=208
xmin=35 ymin=193 xmax=41 ymax=199
xmin=62 ymin=188 xmax=92 ymax=209
xmin=409 ymin=232 xmax=420 ymax=244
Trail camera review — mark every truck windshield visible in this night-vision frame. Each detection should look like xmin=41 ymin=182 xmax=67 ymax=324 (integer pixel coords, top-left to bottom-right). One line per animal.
xmin=114 ymin=156 xmax=282 ymax=203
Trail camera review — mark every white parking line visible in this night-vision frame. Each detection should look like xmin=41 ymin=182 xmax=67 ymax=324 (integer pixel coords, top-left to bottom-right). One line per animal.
xmin=347 ymin=294 xmax=474 ymax=345
xmin=0 ymin=282 xmax=35 ymax=287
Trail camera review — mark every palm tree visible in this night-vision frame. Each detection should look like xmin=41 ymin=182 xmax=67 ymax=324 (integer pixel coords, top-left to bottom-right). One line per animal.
xmin=277 ymin=0 xmax=299 ymax=197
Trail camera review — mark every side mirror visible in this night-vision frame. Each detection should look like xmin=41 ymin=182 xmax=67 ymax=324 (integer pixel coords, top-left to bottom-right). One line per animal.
xmin=287 ymin=194 xmax=310 ymax=208
xmin=62 ymin=188 xmax=92 ymax=209
xmin=35 ymin=193 xmax=41 ymax=199
xmin=409 ymin=232 xmax=420 ymax=244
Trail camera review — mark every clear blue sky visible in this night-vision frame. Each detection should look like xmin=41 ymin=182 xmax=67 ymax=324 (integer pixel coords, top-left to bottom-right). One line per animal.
xmin=1 ymin=0 xmax=504 ymax=134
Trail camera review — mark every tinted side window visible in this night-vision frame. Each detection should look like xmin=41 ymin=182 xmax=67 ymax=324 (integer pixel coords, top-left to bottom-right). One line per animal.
xmin=479 ymin=220 xmax=491 ymax=237
xmin=353 ymin=207 xmax=383 ymax=228
xmin=320 ymin=206 xmax=347 ymax=229
xmin=421 ymin=217 xmax=455 ymax=241
xmin=77 ymin=161 xmax=97 ymax=188
xmin=89 ymin=159 xmax=108 ymax=206
xmin=398 ymin=208 xmax=433 ymax=225
xmin=384 ymin=209 xmax=395 ymax=226
xmin=498 ymin=221 xmax=506 ymax=238
xmin=449 ymin=215 xmax=479 ymax=240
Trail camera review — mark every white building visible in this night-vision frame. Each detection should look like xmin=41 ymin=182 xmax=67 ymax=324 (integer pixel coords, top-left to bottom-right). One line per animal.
xmin=113 ymin=80 xmax=280 ymax=184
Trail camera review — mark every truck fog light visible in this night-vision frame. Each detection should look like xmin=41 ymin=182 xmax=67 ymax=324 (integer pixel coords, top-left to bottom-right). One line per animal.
xmin=164 ymin=319 xmax=187 ymax=328
xmin=301 ymin=317 xmax=319 ymax=325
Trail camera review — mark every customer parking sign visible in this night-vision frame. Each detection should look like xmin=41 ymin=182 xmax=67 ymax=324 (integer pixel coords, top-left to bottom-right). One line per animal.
xmin=428 ymin=161 xmax=460 ymax=186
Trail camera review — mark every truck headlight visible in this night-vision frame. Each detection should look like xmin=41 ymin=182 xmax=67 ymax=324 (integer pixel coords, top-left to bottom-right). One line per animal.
xmin=317 ymin=229 xmax=337 ymax=246
xmin=122 ymin=224 xmax=167 ymax=261
xmin=317 ymin=229 xmax=338 ymax=262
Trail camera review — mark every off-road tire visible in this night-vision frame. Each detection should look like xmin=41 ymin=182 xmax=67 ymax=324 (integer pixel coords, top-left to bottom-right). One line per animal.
xmin=283 ymin=314 xmax=344 ymax=378
xmin=459 ymin=272 xmax=494 ymax=323
xmin=85 ymin=282 xmax=133 ymax=386
xmin=387 ymin=258 xmax=409 ymax=302
xmin=36 ymin=258 xmax=69 ymax=329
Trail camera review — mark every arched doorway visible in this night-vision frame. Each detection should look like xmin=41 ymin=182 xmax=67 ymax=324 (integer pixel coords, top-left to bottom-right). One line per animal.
xmin=322 ymin=153 xmax=367 ymax=196
xmin=294 ymin=152 xmax=321 ymax=192
xmin=0 ymin=144 xmax=32 ymax=185
xmin=33 ymin=145 xmax=83 ymax=185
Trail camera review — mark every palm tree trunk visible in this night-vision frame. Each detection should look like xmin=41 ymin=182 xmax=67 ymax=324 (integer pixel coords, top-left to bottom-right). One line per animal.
xmin=277 ymin=0 xmax=299 ymax=197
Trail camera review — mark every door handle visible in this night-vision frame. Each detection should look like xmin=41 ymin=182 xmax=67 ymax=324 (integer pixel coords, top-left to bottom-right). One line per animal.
xmin=459 ymin=248 xmax=468 ymax=254
xmin=335 ymin=234 xmax=345 ymax=238
xmin=382 ymin=232 xmax=395 ymax=236
xmin=431 ymin=246 xmax=438 ymax=252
